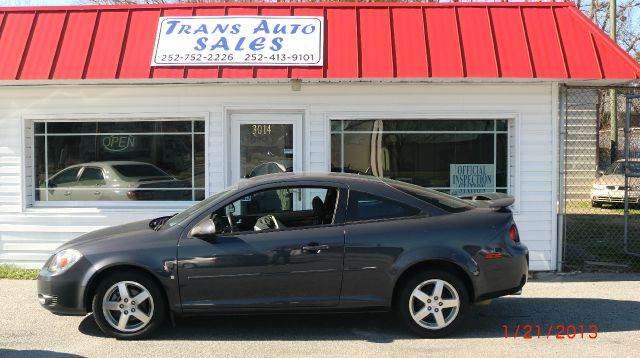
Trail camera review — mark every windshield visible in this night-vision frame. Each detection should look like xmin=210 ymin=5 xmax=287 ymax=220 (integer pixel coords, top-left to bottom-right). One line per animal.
xmin=605 ymin=161 xmax=640 ymax=175
xmin=162 ymin=185 xmax=238 ymax=229
xmin=113 ymin=164 xmax=169 ymax=178
xmin=384 ymin=179 xmax=474 ymax=213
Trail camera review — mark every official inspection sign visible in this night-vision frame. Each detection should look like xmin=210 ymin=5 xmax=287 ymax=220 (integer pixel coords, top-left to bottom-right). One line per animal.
xmin=450 ymin=164 xmax=496 ymax=196
xmin=151 ymin=16 xmax=324 ymax=66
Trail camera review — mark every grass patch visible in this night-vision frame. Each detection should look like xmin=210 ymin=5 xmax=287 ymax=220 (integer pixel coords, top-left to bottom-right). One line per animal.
xmin=565 ymin=200 xmax=640 ymax=215
xmin=0 ymin=264 xmax=39 ymax=280
xmin=564 ymin=211 xmax=640 ymax=271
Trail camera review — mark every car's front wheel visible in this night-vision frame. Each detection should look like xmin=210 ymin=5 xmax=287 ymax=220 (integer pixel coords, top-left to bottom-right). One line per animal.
xmin=92 ymin=271 xmax=166 ymax=339
xmin=397 ymin=270 xmax=469 ymax=338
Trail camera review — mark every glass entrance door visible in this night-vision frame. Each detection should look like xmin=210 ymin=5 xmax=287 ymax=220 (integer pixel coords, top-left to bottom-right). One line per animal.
xmin=230 ymin=113 xmax=302 ymax=184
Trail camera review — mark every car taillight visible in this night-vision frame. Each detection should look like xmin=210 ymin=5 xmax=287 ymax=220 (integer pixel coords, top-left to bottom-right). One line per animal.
xmin=126 ymin=191 xmax=137 ymax=200
xmin=509 ymin=224 xmax=520 ymax=243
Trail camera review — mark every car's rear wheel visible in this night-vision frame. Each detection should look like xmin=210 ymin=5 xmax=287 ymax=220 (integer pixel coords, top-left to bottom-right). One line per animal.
xmin=396 ymin=270 xmax=469 ymax=338
xmin=92 ymin=271 xmax=166 ymax=339
xmin=591 ymin=201 xmax=602 ymax=208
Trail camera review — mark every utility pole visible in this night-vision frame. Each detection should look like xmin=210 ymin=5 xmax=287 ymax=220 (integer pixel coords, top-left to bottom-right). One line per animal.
xmin=610 ymin=0 xmax=618 ymax=163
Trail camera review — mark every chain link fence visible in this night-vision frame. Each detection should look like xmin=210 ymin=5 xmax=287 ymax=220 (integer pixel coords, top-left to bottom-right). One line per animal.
xmin=561 ymin=86 xmax=640 ymax=272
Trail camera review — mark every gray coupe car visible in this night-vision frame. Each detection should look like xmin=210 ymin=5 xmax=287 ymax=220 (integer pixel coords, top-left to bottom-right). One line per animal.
xmin=37 ymin=173 xmax=528 ymax=339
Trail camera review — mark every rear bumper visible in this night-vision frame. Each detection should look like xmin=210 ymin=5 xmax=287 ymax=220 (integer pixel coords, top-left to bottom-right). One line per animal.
xmin=473 ymin=245 xmax=529 ymax=302
xmin=475 ymin=272 xmax=527 ymax=302
xmin=36 ymin=258 xmax=91 ymax=316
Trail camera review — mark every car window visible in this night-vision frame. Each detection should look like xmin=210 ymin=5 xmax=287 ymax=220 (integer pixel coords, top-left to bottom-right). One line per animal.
xmin=605 ymin=162 xmax=622 ymax=175
xmin=213 ymin=186 xmax=339 ymax=233
xmin=386 ymin=180 xmax=473 ymax=213
xmin=163 ymin=186 xmax=238 ymax=229
xmin=49 ymin=167 xmax=80 ymax=187
xmin=627 ymin=162 xmax=640 ymax=174
xmin=608 ymin=162 xmax=640 ymax=175
xmin=78 ymin=167 xmax=105 ymax=185
xmin=112 ymin=164 xmax=170 ymax=178
xmin=346 ymin=191 xmax=420 ymax=222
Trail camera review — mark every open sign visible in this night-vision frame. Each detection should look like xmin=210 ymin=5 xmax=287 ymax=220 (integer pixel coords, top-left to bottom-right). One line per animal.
xmin=102 ymin=135 xmax=135 ymax=152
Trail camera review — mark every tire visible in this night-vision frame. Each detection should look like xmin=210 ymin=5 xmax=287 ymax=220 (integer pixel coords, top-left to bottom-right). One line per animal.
xmin=396 ymin=270 xmax=469 ymax=338
xmin=92 ymin=271 xmax=166 ymax=340
xmin=591 ymin=201 xmax=602 ymax=208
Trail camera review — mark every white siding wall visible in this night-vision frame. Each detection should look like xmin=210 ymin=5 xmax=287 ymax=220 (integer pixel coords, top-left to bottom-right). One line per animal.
xmin=0 ymin=82 xmax=557 ymax=270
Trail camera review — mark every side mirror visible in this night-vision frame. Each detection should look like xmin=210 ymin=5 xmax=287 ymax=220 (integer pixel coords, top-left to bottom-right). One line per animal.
xmin=596 ymin=170 xmax=604 ymax=177
xmin=188 ymin=217 xmax=217 ymax=239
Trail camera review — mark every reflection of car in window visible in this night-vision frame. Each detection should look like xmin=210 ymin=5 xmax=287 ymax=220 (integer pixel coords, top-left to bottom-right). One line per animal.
xmin=43 ymin=161 xmax=191 ymax=201
xmin=246 ymin=161 xmax=288 ymax=178
xmin=79 ymin=167 xmax=105 ymax=184
xmin=591 ymin=159 xmax=640 ymax=207
xmin=48 ymin=167 xmax=81 ymax=188
xmin=111 ymin=164 xmax=172 ymax=179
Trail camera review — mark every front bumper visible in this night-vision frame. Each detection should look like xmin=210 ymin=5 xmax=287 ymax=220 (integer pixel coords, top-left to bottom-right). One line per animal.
xmin=591 ymin=189 xmax=640 ymax=204
xmin=36 ymin=257 xmax=92 ymax=316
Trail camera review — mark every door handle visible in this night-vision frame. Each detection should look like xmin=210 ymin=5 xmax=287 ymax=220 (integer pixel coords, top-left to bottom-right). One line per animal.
xmin=302 ymin=244 xmax=330 ymax=252
xmin=93 ymin=191 xmax=101 ymax=195
xmin=63 ymin=191 xmax=71 ymax=196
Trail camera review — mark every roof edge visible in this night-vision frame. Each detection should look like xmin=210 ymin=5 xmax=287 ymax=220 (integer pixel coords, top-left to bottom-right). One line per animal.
xmin=568 ymin=6 xmax=640 ymax=79
xmin=0 ymin=77 xmax=635 ymax=88
xmin=0 ymin=1 xmax=579 ymax=12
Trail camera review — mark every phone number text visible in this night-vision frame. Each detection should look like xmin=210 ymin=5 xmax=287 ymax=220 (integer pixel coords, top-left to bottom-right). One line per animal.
xmin=156 ymin=53 xmax=318 ymax=64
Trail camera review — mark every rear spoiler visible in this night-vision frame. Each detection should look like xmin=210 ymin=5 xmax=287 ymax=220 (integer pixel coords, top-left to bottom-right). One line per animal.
xmin=458 ymin=192 xmax=515 ymax=209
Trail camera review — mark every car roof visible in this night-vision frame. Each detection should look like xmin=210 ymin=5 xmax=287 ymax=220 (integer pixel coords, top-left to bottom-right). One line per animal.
xmin=232 ymin=172 xmax=455 ymax=215
xmin=237 ymin=172 xmax=386 ymax=189
xmin=63 ymin=161 xmax=160 ymax=169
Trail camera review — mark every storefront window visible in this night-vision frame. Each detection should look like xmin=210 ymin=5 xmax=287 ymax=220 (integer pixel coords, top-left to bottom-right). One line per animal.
xmin=34 ymin=119 xmax=205 ymax=202
xmin=331 ymin=119 xmax=508 ymax=195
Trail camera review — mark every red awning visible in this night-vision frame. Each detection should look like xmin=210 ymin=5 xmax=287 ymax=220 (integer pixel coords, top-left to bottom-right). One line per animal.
xmin=0 ymin=2 xmax=637 ymax=81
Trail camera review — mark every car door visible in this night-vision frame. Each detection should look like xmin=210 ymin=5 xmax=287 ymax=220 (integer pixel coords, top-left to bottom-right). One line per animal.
xmin=70 ymin=166 xmax=106 ymax=201
xmin=46 ymin=166 xmax=81 ymax=201
xmin=177 ymin=184 xmax=347 ymax=311
xmin=341 ymin=190 xmax=425 ymax=306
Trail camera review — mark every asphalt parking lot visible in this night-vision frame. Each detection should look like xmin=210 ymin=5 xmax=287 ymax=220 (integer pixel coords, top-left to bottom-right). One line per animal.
xmin=1 ymin=273 xmax=639 ymax=357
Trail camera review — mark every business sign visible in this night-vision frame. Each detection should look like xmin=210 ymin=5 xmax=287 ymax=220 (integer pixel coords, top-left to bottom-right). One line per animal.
xmin=151 ymin=16 xmax=323 ymax=66
xmin=450 ymin=164 xmax=495 ymax=196
xmin=102 ymin=135 xmax=135 ymax=152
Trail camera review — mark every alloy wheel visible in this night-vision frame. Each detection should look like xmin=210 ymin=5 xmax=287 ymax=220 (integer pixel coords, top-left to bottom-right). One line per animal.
xmin=408 ymin=279 xmax=460 ymax=330
xmin=102 ymin=281 xmax=154 ymax=333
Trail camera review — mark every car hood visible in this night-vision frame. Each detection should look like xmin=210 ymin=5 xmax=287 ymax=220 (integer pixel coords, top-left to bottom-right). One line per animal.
xmin=594 ymin=175 xmax=640 ymax=186
xmin=56 ymin=219 xmax=154 ymax=252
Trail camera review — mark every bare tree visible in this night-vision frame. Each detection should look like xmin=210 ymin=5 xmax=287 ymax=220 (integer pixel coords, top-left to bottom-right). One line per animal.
xmin=576 ymin=0 xmax=640 ymax=62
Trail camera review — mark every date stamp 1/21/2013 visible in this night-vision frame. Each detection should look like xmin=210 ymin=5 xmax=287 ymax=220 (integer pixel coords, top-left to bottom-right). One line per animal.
xmin=502 ymin=323 xmax=599 ymax=339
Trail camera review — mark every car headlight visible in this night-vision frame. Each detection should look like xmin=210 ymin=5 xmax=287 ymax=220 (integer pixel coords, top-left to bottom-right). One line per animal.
xmin=46 ymin=249 xmax=82 ymax=274
xmin=592 ymin=184 xmax=606 ymax=190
